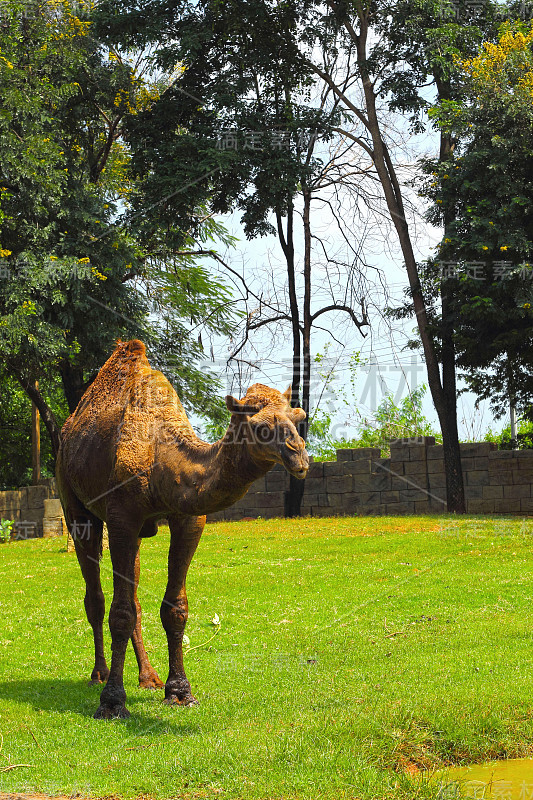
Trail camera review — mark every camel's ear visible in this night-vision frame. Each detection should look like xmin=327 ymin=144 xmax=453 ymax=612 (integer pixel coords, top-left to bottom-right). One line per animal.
xmin=288 ymin=407 xmax=306 ymax=424
xmin=283 ymin=385 xmax=292 ymax=403
xmin=225 ymin=395 xmax=262 ymax=416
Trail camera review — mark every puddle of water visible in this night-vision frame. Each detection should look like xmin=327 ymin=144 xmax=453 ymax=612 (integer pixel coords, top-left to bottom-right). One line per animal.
xmin=435 ymin=757 xmax=533 ymax=798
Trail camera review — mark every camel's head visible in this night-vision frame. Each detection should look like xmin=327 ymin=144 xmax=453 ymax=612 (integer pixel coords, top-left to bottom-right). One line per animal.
xmin=225 ymin=384 xmax=309 ymax=479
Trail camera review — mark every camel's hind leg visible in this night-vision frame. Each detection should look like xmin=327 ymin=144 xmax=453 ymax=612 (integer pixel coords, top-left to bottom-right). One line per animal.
xmin=132 ymin=535 xmax=164 ymax=690
xmin=71 ymin=513 xmax=110 ymax=685
xmin=93 ymin=504 xmax=141 ymax=719
xmin=56 ymin=459 xmax=109 ymax=684
xmin=161 ymin=514 xmax=204 ymax=707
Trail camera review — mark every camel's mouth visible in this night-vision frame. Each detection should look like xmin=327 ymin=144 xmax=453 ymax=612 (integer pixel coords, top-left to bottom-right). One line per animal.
xmin=286 ymin=465 xmax=308 ymax=480
xmin=281 ymin=449 xmax=309 ymax=480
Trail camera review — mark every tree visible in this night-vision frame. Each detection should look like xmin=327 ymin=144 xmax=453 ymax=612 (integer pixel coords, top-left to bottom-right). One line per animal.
xmin=290 ymin=0 xmax=515 ymax=511
xmin=94 ymin=0 xmax=525 ymax=513
xmin=421 ymin=21 xmax=533 ymax=420
xmin=98 ymin=0 xmax=477 ymax=511
xmin=0 ymin=0 xmax=238 ymax=459
xmin=219 ymin=125 xmax=372 ymax=516
xmin=299 ymin=0 xmax=499 ymax=513
xmin=96 ymin=0 xmax=378 ymax=515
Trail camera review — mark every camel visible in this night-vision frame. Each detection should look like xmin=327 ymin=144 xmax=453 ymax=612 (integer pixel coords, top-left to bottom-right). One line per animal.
xmin=56 ymin=339 xmax=309 ymax=719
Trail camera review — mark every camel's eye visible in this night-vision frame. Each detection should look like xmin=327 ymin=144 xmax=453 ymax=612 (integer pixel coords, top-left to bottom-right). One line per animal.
xmin=254 ymin=423 xmax=272 ymax=444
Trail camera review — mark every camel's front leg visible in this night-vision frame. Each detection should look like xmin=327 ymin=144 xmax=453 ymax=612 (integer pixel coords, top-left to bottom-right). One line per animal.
xmin=94 ymin=512 xmax=139 ymax=720
xmin=160 ymin=514 xmax=204 ymax=706
xmin=71 ymin=513 xmax=109 ymax=685
xmin=131 ymin=537 xmax=164 ymax=689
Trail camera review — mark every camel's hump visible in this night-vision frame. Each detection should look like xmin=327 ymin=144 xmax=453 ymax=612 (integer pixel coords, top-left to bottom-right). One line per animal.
xmin=64 ymin=338 xmax=178 ymax=428
xmin=118 ymin=338 xmax=146 ymax=356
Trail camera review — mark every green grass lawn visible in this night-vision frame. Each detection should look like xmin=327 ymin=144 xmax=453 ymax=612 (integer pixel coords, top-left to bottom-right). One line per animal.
xmin=1 ymin=514 xmax=533 ymax=800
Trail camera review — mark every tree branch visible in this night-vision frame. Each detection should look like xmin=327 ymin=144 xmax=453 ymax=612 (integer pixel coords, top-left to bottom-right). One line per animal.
xmin=248 ymin=313 xmax=293 ymax=331
xmin=311 ymin=64 xmax=371 ymax=133
xmin=310 ymin=303 xmax=368 ymax=332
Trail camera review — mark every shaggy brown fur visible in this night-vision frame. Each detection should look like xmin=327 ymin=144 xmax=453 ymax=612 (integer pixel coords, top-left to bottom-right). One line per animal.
xmin=56 ymin=339 xmax=308 ymax=719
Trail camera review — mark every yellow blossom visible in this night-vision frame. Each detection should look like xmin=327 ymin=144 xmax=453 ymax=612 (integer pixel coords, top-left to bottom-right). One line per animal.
xmin=91 ymin=266 xmax=108 ymax=281
xmin=500 ymin=246 xmax=509 ymax=251
xmin=482 ymin=246 xmax=489 ymax=250
xmin=461 ymin=23 xmax=533 ymax=103
xmin=0 ymin=249 xmax=12 ymax=257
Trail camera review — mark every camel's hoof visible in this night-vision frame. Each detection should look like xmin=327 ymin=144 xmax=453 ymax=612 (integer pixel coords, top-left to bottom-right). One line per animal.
xmin=139 ymin=673 xmax=165 ymax=690
xmin=163 ymin=695 xmax=199 ymax=707
xmin=93 ymin=704 xmax=130 ymax=720
xmin=89 ymin=668 xmax=110 ymax=685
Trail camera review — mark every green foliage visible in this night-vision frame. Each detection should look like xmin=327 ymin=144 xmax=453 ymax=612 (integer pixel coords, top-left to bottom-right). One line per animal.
xmin=308 ymin=385 xmax=441 ymax=461
xmin=306 ymin=409 xmax=339 ymax=461
xmin=96 ymin=0 xmax=329 ymax=237
xmin=202 ymin=402 xmax=231 ymax=443
xmin=354 ymin=386 xmax=442 ymax=453
xmin=0 ymin=371 xmax=68 ymax=489
xmin=418 ymin=21 xmax=533 ymax=419
xmin=0 ymin=518 xmax=13 ymax=543
xmin=0 ymin=0 xmax=239 ymax=464
xmin=484 ymin=417 xmax=533 ymax=450
xmin=307 ymin=348 xmax=440 ymax=459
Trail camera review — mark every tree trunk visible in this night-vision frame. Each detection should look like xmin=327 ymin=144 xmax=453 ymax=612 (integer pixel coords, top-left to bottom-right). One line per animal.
xmin=31 ymin=380 xmax=41 ymax=484
xmin=286 ymin=189 xmax=313 ymax=517
xmin=277 ymin=200 xmax=307 ymax=517
xmin=60 ymin=361 xmax=87 ymax=413
xmin=276 ymin=202 xmax=301 ymax=407
xmin=440 ymin=378 xmax=465 ymax=510
xmin=16 ymin=376 xmax=61 ymax=460
xmin=439 ymin=121 xmax=466 ymax=512
xmin=301 ymin=187 xmax=312 ymax=443
xmin=353 ymin=14 xmax=466 ymax=512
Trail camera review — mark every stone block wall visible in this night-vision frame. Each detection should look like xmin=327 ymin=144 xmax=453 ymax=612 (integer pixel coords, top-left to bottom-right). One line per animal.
xmin=3 ymin=440 xmax=533 ymax=534
xmin=0 ymin=479 xmax=57 ymax=538
xmin=206 ymin=438 xmax=533 ymax=521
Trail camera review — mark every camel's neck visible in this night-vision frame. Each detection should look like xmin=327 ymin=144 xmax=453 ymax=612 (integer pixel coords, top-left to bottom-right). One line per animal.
xmin=196 ymin=433 xmax=271 ymax=513
xmin=156 ymin=423 xmax=273 ymax=516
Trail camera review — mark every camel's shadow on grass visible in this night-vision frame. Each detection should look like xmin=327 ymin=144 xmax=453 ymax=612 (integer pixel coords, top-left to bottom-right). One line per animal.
xmin=0 ymin=677 xmax=201 ymax=734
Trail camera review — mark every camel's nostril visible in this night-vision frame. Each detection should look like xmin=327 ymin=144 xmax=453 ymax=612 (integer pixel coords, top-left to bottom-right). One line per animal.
xmin=285 ymin=439 xmax=300 ymax=453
